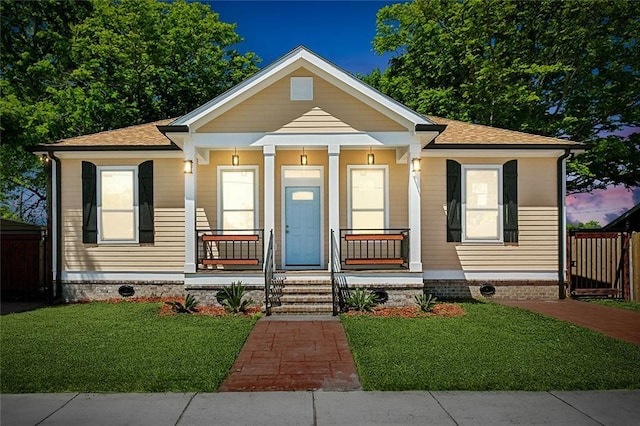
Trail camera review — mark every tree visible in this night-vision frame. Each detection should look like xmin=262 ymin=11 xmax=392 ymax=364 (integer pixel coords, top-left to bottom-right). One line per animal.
xmin=370 ymin=0 xmax=639 ymax=193
xmin=0 ymin=0 xmax=260 ymax=222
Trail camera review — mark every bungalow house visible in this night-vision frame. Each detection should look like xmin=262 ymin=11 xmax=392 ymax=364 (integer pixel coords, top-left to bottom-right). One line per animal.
xmin=36 ymin=46 xmax=583 ymax=312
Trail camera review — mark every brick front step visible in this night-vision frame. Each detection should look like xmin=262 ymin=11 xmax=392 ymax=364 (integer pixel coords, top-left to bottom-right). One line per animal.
xmin=270 ymin=304 xmax=333 ymax=314
xmin=280 ymin=294 xmax=332 ymax=304
xmin=281 ymin=285 xmax=331 ymax=294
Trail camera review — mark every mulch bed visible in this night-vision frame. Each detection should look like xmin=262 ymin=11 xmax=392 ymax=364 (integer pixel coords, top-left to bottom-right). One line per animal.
xmin=343 ymin=303 xmax=465 ymax=318
xmin=99 ymin=296 xmax=262 ymax=317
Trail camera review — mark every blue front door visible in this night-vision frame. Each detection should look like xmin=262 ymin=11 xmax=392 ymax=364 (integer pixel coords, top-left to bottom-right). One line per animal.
xmin=285 ymin=186 xmax=321 ymax=267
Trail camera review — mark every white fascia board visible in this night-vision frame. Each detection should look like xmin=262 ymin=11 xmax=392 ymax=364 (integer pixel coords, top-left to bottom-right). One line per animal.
xmin=423 ymin=270 xmax=558 ymax=281
xmin=423 ymin=149 xmax=566 ymax=158
xmin=62 ymin=271 xmax=185 ymax=282
xmin=55 ymin=151 xmax=183 ymax=159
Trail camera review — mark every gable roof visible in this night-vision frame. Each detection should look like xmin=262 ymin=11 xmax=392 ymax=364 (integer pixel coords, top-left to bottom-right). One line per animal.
xmin=425 ymin=116 xmax=583 ymax=149
xmin=163 ymin=46 xmax=440 ymax=133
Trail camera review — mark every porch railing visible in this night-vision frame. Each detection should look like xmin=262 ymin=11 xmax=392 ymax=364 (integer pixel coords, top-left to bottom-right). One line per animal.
xmin=197 ymin=229 xmax=264 ymax=270
xmin=340 ymin=229 xmax=409 ymax=270
xmin=264 ymin=230 xmax=284 ymax=315
xmin=331 ymin=229 xmax=349 ymax=315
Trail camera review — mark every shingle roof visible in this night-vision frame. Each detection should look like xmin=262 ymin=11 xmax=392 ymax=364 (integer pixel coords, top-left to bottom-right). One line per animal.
xmin=40 ymin=118 xmax=177 ymax=150
xmin=36 ymin=115 xmax=583 ymax=150
xmin=425 ymin=115 xmax=582 ymax=147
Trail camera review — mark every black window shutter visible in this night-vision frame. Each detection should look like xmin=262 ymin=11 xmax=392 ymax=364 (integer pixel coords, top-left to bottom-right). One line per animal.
xmin=446 ymin=160 xmax=462 ymax=242
xmin=503 ymin=159 xmax=518 ymax=242
xmin=138 ymin=160 xmax=154 ymax=243
xmin=81 ymin=161 xmax=97 ymax=243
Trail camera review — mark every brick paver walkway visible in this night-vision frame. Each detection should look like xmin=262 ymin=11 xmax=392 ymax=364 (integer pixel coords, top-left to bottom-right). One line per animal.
xmin=219 ymin=317 xmax=361 ymax=392
xmin=499 ymin=299 xmax=640 ymax=345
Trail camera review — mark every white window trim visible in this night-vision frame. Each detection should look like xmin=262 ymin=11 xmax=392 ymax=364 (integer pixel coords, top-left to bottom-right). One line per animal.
xmin=97 ymin=165 xmax=139 ymax=244
xmin=347 ymin=165 xmax=389 ymax=230
xmin=461 ymin=164 xmax=503 ymax=243
xmin=217 ymin=165 xmax=260 ymax=231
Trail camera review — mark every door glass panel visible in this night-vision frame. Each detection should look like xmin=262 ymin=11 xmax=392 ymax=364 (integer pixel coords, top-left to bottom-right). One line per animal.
xmin=292 ymin=190 xmax=314 ymax=201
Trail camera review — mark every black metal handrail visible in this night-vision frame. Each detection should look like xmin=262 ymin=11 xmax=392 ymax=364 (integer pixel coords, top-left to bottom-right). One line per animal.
xmin=197 ymin=229 xmax=264 ymax=270
xmin=264 ymin=230 xmax=284 ymax=316
xmin=331 ymin=229 xmax=349 ymax=315
xmin=340 ymin=228 xmax=409 ymax=270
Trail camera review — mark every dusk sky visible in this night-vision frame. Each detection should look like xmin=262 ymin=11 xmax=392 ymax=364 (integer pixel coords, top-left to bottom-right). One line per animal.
xmin=206 ymin=0 xmax=637 ymax=226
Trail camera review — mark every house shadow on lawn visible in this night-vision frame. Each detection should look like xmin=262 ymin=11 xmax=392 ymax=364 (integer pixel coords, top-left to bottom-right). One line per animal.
xmin=0 ymin=301 xmax=48 ymax=315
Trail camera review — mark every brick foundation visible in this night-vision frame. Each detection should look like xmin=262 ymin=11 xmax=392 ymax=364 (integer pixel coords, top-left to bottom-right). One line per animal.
xmin=423 ymin=280 xmax=559 ymax=300
xmin=62 ymin=281 xmax=184 ymax=302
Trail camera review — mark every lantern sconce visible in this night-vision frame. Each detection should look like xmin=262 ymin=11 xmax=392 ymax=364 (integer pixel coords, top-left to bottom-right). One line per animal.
xmin=183 ymin=159 xmax=193 ymax=174
xmin=411 ymin=157 xmax=421 ymax=173
xmin=300 ymin=147 xmax=308 ymax=166
xmin=40 ymin=153 xmax=50 ymax=164
xmin=231 ymin=148 xmax=239 ymax=166
xmin=367 ymin=147 xmax=375 ymax=165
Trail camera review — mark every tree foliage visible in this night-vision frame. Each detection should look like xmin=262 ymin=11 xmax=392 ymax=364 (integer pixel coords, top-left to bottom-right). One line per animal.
xmin=1 ymin=0 xmax=259 ymax=222
xmin=370 ymin=0 xmax=639 ymax=193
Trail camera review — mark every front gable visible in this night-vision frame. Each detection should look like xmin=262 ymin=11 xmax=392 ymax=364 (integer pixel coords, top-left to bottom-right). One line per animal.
xmin=196 ymin=67 xmax=406 ymax=133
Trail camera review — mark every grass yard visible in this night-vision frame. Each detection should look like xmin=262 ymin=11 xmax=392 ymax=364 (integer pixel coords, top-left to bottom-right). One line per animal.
xmin=0 ymin=302 xmax=256 ymax=393
xmin=342 ymin=301 xmax=640 ymax=391
xmin=585 ymin=299 xmax=640 ymax=312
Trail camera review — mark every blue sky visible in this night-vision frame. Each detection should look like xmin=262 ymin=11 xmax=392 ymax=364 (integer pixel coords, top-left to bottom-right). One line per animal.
xmin=207 ymin=0 xmax=397 ymax=74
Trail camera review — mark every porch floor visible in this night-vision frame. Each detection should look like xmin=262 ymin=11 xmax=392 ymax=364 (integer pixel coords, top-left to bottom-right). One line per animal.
xmin=219 ymin=316 xmax=361 ymax=392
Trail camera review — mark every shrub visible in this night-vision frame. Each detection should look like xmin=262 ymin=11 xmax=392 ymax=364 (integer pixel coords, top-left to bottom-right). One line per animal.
xmin=346 ymin=287 xmax=378 ymax=312
xmin=165 ymin=293 xmax=199 ymax=314
xmin=217 ymin=281 xmax=255 ymax=314
xmin=415 ymin=292 xmax=437 ymax=313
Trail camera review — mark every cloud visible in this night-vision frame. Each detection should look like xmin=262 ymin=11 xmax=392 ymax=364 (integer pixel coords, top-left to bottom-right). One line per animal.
xmin=566 ymin=185 xmax=637 ymax=225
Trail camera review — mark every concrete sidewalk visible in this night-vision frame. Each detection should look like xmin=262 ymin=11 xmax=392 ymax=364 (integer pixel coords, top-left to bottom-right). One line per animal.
xmin=2 ymin=390 xmax=639 ymax=426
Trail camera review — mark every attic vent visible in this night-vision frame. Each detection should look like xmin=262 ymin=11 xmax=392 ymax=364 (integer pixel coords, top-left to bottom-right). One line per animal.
xmin=290 ymin=77 xmax=313 ymax=101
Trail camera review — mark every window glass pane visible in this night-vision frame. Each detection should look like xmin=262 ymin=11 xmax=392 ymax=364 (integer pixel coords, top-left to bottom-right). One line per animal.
xmin=223 ymin=211 xmax=254 ymax=230
xmin=466 ymin=169 xmax=498 ymax=208
xmin=292 ymin=191 xmax=314 ymax=201
xmin=101 ymin=170 xmax=134 ymax=210
xmin=465 ymin=211 xmax=499 ymax=240
xmin=101 ymin=212 xmax=135 ymax=240
xmin=352 ymin=169 xmax=384 ymax=210
xmin=352 ymin=211 xmax=384 ymax=230
xmin=222 ymin=171 xmax=254 ymax=210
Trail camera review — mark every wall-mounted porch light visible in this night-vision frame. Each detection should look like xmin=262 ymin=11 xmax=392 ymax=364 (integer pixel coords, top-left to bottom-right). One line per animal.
xmin=40 ymin=153 xmax=50 ymax=164
xmin=367 ymin=147 xmax=375 ymax=165
xmin=231 ymin=148 xmax=240 ymax=166
xmin=411 ymin=157 xmax=421 ymax=173
xmin=300 ymin=147 xmax=308 ymax=166
xmin=183 ymin=159 xmax=193 ymax=174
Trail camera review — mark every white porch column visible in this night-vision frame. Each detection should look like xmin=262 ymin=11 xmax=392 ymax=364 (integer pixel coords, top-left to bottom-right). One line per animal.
xmin=328 ymin=144 xmax=340 ymax=270
xmin=408 ymin=143 xmax=422 ymax=272
xmin=263 ymin=145 xmax=276 ymax=259
xmin=184 ymin=142 xmax=197 ymax=273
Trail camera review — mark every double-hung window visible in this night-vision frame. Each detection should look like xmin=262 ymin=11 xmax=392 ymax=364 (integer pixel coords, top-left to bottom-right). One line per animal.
xmin=97 ymin=166 xmax=138 ymax=243
xmin=462 ymin=165 xmax=503 ymax=242
xmin=348 ymin=166 xmax=388 ymax=232
xmin=218 ymin=166 xmax=258 ymax=231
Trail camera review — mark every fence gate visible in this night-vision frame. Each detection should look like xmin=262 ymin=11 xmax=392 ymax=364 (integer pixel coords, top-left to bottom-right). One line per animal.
xmin=567 ymin=230 xmax=630 ymax=299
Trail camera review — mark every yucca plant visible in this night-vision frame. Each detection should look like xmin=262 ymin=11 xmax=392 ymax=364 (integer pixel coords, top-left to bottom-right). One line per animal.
xmin=165 ymin=293 xmax=199 ymax=314
xmin=415 ymin=292 xmax=437 ymax=312
xmin=346 ymin=287 xmax=378 ymax=312
xmin=217 ymin=281 xmax=254 ymax=314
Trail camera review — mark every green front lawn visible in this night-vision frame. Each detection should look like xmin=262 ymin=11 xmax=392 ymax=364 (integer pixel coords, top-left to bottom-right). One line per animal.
xmin=585 ymin=299 xmax=640 ymax=312
xmin=342 ymin=301 xmax=640 ymax=391
xmin=1 ymin=302 xmax=256 ymax=393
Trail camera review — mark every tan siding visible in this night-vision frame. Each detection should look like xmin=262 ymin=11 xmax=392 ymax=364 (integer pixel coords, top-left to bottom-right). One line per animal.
xmin=197 ymin=68 xmax=405 ymax=133
xmin=61 ymin=158 xmax=185 ymax=272
xmin=421 ymin=156 xmax=559 ymax=272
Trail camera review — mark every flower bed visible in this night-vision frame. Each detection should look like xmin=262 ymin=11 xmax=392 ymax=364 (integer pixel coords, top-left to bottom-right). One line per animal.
xmin=343 ymin=303 xmax=465 ymax=318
